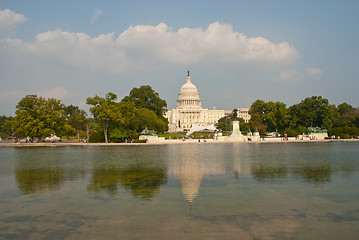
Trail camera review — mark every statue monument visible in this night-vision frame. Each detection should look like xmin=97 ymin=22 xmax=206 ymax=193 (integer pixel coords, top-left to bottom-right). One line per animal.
xmin=139 ymin=127 xmax=165 ymax=142
xmin=230 ymin=121 xmax=243 ymax=137
xmin=307 ymin=127 xmax=328 ymax=140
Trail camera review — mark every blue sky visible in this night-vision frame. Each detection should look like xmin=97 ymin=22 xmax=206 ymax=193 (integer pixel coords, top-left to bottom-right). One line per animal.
xmin=1 ymin=0 xmax=358 ymax=116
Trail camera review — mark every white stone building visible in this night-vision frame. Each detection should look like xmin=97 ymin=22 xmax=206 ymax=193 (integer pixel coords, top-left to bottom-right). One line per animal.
xmin=237 ymin=108 xmax=250 ymax=123
xmin=165 ymin=72 xmax=250 ymax=132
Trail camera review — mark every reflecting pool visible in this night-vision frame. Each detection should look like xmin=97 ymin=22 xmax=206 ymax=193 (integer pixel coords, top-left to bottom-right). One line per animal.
xmin=0 ymin=142 xmax=358 ymax=239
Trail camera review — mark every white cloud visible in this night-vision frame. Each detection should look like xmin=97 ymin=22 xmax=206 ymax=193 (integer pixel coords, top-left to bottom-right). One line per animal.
xmin=0 ymin=90 xmax=22 ymax=102
xmin=90 ymin=9 xmax=103 ymax=24
xmin=1 ymin=20 xmax=299 ymax=76
xmin=274 ymin=67 xmax=322 ymax=83
xmin=274 ymin=69 xmax=303 ymax=82
xmin=118 ymin=22 xmax=298 ymax=65
xmin=0 ymin=9 xmax=27 ymax=38
xmin=306 ymin=67 xmax=322 ymax=76
xmin=37 ymin=87 xmax=71 ymax=100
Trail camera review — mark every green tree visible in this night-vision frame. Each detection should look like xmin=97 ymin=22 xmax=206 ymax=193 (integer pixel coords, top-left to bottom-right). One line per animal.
xmin=331 ymin=105 xmax=359 ymax=138
xmin=248 ymin=100 xmax=288 ymax=134
xmin=68 ymin=109 xmax=88 ymax=142
xmin=0 ymin=115 xmax=14 ymax=137
xmin=250 ymin=120 xmax=268 ymax=135
xmin=337 ymin=102 xmax=353 ymax=116
xmin=238 ymin=118 xmax=250 ymax=133
xmin=108 ymin=102 xmax=169 ymax=141
xmin=345 ymin=108 xmax=359 ymax=128
xmin=216 ymin=114 xmax=240 ymax=132
xmin=13 ymin=95 xmax=67 ymax=142
xmin=64 ymin=105 xmax=80 ymax=118
xmin=335 ymin=103 xmax=358 ymax=127
xmin=122 ymin=85 xmax=167 ymax=117
xmin=289 ymin=96 xmax=334 ymax=129
xmin=135 ymin=108 xmax=168 ymax=134
xmin=108 ymin=100 xmax=137 ymax=140
xmin=264 ymin=101 xmax=289 ymax=134
xmin=87 ymin=93 xmax=123 ymax=143
xmin=248 ymin=100 xmax=266 ymax=124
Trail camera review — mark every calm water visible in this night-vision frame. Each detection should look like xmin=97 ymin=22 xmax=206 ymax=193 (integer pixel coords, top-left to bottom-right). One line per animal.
xmin=0 ymin=142 xmax=358 ymax=240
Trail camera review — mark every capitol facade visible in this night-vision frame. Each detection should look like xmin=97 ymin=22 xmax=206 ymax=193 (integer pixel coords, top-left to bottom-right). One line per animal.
xmin=165 ymin=71 xmax=250 ymax=132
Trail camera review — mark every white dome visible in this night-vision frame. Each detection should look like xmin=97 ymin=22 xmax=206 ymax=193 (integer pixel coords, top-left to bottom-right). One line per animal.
xmin=177 ymin=71 xmax=202 ymax=109
xmin=179 ymin=81 xmax=199 ymax=96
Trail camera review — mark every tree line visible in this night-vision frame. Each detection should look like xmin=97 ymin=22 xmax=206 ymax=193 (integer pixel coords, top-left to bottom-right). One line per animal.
xmin=1 ymin=91 xmax=358 ymax=142
xmin=217 ymin=96 xmax=359 ymax=138
xmin=0 ymin=85 xmax=168 ymax=142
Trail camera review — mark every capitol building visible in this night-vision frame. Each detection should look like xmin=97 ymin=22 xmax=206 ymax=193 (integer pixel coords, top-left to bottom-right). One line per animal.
xmin=165 ymin=71 xmax=250 ymax=132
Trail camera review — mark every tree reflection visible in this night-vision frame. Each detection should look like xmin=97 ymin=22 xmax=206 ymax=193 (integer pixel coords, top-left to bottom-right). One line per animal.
xmin=252 ymin=164 xmax=288 ymax=181
xmin=118 ymin=166 xmax=167 ymax=199
xmin=292 ymin=161 xmax=331 ymax=185
xmin=15 ymin=159 xmax=64 ymax=195
xmin=88 ymin=157 xmax=167 ymax=199
xmin=250 ymin=159 xmax=332 ymax=185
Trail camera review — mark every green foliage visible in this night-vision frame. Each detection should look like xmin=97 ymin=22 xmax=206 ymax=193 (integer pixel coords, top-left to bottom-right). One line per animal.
xmin=250 ymin=121 xmax=268 ymax=135
xmin=87 ymin=88 xmax=168 ymax=142
xmin=289 ymin=96 xmax=333 ymax=129
xmin=107 ymin=100 xmax=137 ymax=140
xmin=249 ymin=100 xmax=289 ymax=134
xmin=122 ymin=85 xmax=167 ymax=117
xmin=8 ymin=91 xmax=359 ymax=143
xmin=158 ymin=132 xmax=186 ymax=139
xmin=340 ymin=107 xmax=359 ymax=128
xmin=64 ymin=105 xmax=80 ymax=118
xmin=337 ymin=102 xmax=353 ymax=116
xmin=283 ymin=127 xmax=305 ymax=137
xmin=87 ymin=92 xmax=123 ymax=142
xmin=248 ymin=100 xmax=266 ymax=124
xmin=13 ymin=95 xmax=67 ymax=141
xmin=264 ymin=101 xmax=289 ymax=133
xmin=0 ymin=115 xmax=14 ymax=137
xmin=68 ymin=109 xmax=88 ymax=142
xmin=248 ymin=97 xmax=359 ymax=138
xmin=216 ymin=115 xmax=239 ymax=131
xmin=89 ymin=122 xmax=105 ymax=142
xmin=120 ymin=86 xmax=168 ymax=135
xmin=108 ymin=106 xmax=168 ymax=141
xmin=135 ymin=108 xmax=168 ymax=133
xmin=331 ymin=126 xmax=359 ymax=139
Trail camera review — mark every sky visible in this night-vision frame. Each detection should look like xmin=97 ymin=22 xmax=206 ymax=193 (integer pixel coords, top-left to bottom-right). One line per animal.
xmin=0 ymin=0 xmax=358 ymax=116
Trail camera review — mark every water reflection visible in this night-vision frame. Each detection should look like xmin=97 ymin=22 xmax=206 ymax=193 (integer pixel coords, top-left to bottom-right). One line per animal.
xmin=14 ymin=147 xmax=86 ymax=195
xmin=177 ymin=155 xmax=203 ymax=206
xmin=292 ymin=161 xmax=331 ymax=185
xmin=87 ymin=147 xmax=168 ymax=199
xmin=251 ymin=160 xmax=331 ymax=185
xmin=4 ymin=143 xmax=359 ymax=239
xmin=12 ymin=143 xmax=358 ymax=199
xmin=168 ymin=145 xmax=226 ymax=206
xmin=16 ymin=158 xmax=64 ymax=194
xmin=249 ymin=144 xmax=334 ymax=185
xmin=252 ymin=163 xmax=289 ymax=181
xmin=232 ymin=144 xmax=252 ymax=179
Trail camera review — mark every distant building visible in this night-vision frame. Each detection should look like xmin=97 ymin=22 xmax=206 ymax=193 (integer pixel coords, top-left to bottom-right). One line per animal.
xmin=237 ymin=108 xmax=250 ymax=123
xmin=165 ymin=72 xmax=250 ymax=132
